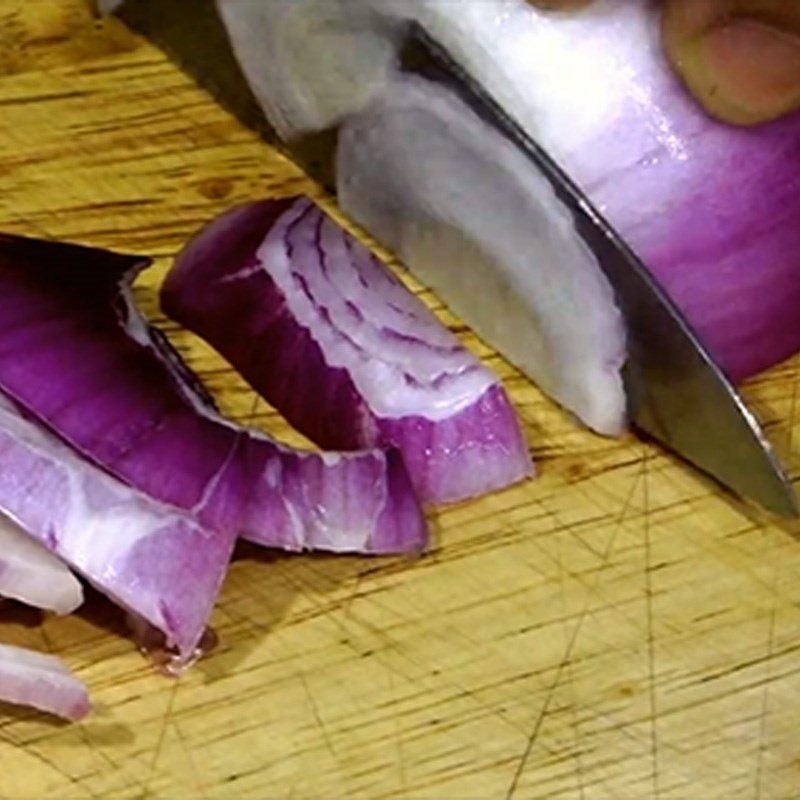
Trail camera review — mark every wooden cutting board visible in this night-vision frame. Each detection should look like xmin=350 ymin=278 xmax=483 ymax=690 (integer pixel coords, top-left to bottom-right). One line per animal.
xmin=1 ymin=4 xmax=799 ymax=798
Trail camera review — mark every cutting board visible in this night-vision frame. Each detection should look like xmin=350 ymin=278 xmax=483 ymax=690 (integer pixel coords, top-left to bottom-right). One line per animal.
xmin=1 ymin=4 xmax=799 ymax=798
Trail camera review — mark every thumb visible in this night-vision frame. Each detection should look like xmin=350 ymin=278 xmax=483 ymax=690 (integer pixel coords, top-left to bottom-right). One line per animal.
xmin=662 ymin=0 xmax=800 ymax=125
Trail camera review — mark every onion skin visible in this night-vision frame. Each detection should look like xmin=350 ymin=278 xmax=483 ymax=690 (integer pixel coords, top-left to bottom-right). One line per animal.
xmin=219 ymin=0 xmax=800 ymax=392
xmin=0 ymin=234 xmax=427 ymax=556
xmin=162 ymin=197 xmax=532 ymax=504
xmin=0 ymin=644 xmax=90 ymax=722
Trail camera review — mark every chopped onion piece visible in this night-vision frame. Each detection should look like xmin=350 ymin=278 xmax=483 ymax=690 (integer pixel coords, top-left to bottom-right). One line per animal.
xmin=163 ymin=197 xmax=532 ymax=503
xmin=0 ymin=234 xmax=426 ymax=555
xmin=0 ymin=515 xmax=83 ymax=615
xmin=0 ymin=643 xmax=90 ymax=721
xmin=338 ymin=78 xmax=627 ymax=434
xmin=0 ymin=393 xmax=232 ymax=659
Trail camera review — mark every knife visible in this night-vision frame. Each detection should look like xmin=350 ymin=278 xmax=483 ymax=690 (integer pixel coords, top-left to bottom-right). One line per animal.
xmin=110 ymin=0 xmax=798 ymax=516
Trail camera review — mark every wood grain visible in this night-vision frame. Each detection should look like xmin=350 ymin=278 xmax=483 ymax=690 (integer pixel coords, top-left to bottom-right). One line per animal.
xmin=0 ymin=3 xmax=799 ymax=798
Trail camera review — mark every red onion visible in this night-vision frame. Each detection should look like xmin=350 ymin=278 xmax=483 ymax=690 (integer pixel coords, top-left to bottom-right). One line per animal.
xmin=411 ymin=0 xmax=800 ymax=383
xmin=162 ymin=197 xmax=532 ymax=503
xmin=0 ymin=644 xmax=90 ymax=721
xmin=0 ymin=234 xmax=427 ymax=556
xmin=338 ymin=77 xmax=628 ymax=435
xmin=0 ymin=393 xmax=231 ymax=660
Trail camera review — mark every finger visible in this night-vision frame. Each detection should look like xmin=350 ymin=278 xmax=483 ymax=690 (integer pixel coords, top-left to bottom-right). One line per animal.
xmin=663 ymin=0 xmax=800 ymax=125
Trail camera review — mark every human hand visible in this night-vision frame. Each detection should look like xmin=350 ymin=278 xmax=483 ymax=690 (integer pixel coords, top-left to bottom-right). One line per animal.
xmin=530 ymin=0 xmax=800 ymax=125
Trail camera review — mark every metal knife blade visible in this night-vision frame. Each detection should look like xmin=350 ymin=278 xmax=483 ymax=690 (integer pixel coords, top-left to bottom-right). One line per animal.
xmin=113 ymin=0 xmax=798 ymax=516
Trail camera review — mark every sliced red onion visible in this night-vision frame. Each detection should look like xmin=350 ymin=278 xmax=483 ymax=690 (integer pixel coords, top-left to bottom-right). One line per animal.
xmin=0 ymin=515 xmax=82 ymax=615
xmin=162 ymin=197 xmax=532 ymax=503
xmin=220 ymin=0 xmax=800 ymax=421
xmin=338 ymin=78 xmax=627 ymax=435
xmin=0 ymin=643 xmax=90 ymax=721
xmin=0 ymin=393 xmax=232 ymax=659
xmin=0 ymin=234 xmax=426 ymax=555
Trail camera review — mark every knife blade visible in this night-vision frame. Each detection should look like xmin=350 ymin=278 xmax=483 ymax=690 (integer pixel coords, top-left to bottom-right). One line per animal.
xmin=112 ymin=0 xmax=798 ymax=516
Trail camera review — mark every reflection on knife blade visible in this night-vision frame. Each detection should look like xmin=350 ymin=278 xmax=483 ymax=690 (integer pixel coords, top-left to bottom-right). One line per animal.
xmin=113 ymin=0 xmax=797 ymax=516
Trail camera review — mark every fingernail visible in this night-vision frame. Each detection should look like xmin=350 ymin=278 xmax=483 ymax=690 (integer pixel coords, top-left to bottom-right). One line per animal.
xmin=699 ymin=16 xmax=800 ymax=123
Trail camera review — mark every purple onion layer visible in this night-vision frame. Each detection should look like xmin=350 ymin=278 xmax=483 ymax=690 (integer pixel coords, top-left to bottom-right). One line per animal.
xmin=162 ymin=198 xmax=532 ymax=504
xmin=0 ymin=234 xmax=427 ymax=555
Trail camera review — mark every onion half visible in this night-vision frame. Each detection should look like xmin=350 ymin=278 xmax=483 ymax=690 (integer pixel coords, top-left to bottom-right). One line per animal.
xmin=409 ymin=0 xmax=800 ymax=383
xmin=162 ymin=197 xmax=532 ymax=503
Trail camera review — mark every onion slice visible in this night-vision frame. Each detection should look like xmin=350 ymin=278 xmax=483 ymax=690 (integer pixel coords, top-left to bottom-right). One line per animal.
xmin=162 ymin=197 xmax=532 ymax=504
xmin=219 ymin=0 xmax=627 ymax=433
xmin=0 ymin=515 xmax=83 ymax=615
xmin=338 ymin=78 xmax=627 ymax=435
xmin=0 ymin=393 xmax=232 ymax=659
xmin=0 ymin=643 xmax=90 ymax=721
xmin=0 ymin=234 xmax=426 ymax=555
